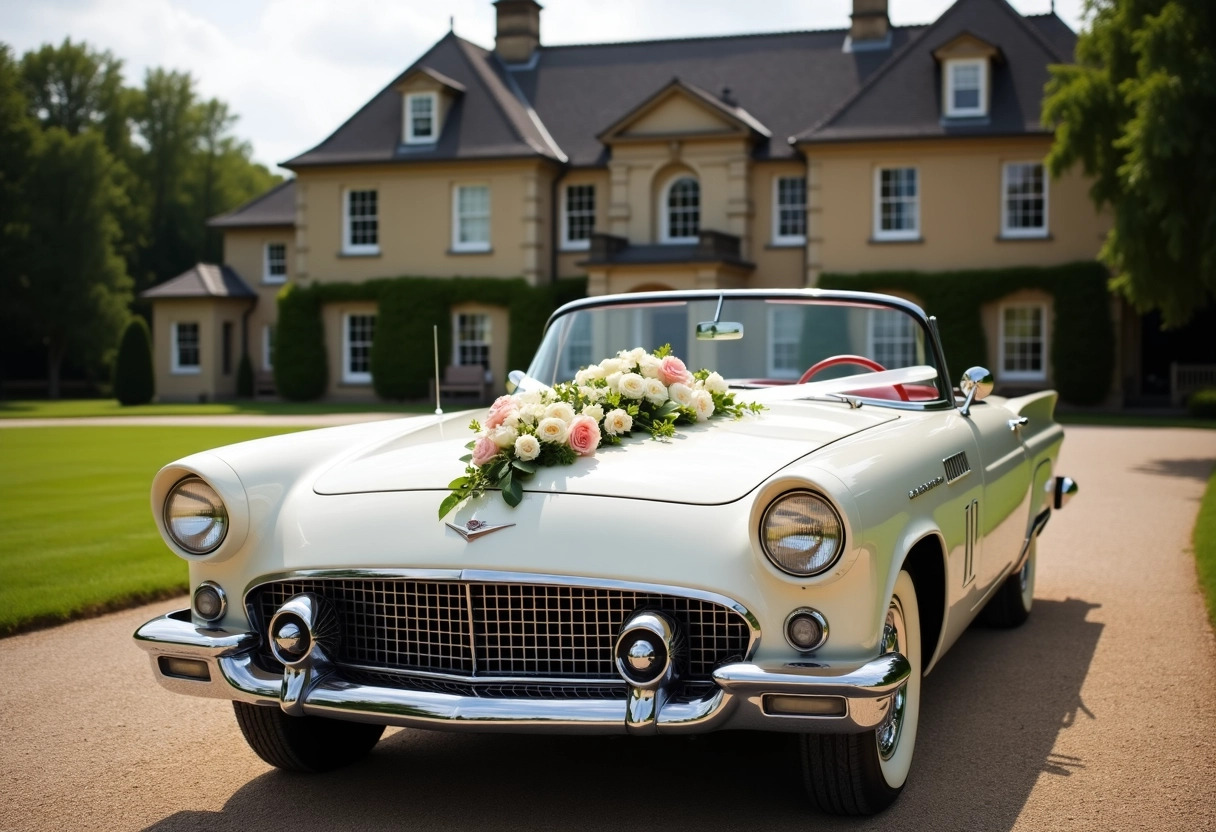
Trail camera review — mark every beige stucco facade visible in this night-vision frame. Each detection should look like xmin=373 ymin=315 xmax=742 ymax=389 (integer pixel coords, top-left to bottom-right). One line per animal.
xmin=804 ymin=136 xmax=1108 ymax=282
xmin=151 ymin=297 xmax=253 ymax=402
xmin=221 ymin=226 xmax=295 ymax=377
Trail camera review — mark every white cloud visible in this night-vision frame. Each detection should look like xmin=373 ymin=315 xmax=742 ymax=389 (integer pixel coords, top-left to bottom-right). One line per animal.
xmin=1 ymin=0 xmax=1086 ymax=174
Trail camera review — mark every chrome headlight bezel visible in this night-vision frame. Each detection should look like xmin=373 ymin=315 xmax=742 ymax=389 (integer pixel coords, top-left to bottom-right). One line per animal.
xmin=759 ymin=490 xmax=846 ymax=577
xmin=163 ymin=476 xmax=229 ymax=555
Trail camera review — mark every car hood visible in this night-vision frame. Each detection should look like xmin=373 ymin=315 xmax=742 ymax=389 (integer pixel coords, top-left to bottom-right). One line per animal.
xmin=313 ymin=403 xmax=899 ymax=505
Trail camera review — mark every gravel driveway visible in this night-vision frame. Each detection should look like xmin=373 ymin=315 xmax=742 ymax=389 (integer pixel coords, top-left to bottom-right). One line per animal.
xmin=1 ymin=425 xmax=1214 ymax=831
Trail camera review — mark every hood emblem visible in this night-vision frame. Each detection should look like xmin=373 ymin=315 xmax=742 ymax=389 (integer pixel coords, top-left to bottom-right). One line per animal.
xmin=446 ymin=518 xmax=515 ymax=542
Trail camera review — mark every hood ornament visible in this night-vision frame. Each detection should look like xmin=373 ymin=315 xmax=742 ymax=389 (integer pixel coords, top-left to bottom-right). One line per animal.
xmin=446 ymin=518 xmax=515 ymax=542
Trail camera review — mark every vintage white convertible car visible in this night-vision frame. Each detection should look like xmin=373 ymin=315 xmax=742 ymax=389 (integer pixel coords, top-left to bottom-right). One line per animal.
xmin=134 ymin=289 xmax=1076 ymax=815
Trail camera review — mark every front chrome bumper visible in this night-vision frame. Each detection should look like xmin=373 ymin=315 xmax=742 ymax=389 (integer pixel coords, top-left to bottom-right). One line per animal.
xmin=134 ymin=609 xmax=909 ymax=736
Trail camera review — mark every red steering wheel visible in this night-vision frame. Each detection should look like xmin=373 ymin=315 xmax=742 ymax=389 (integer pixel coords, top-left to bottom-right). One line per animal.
xmin=798 ymin=354 xmax=910 ymax=402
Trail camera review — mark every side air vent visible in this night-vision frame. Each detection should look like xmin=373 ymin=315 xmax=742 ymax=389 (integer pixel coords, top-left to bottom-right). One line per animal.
xmin=943 ymin=451 xmax=971 ymax=484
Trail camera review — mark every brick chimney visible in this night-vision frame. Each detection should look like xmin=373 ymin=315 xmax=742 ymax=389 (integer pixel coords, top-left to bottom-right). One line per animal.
xmin=494 ymin=0 xmax=542 ymax=64
xmin=849 ymin=0 xmax=890 ymax=49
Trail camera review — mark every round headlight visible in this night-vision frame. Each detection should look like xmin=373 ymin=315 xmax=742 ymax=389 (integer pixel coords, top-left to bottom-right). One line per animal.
xmin=760 ymin=491 xmax=844 ymax=576
xmin=164 ymin=477 xmax=228 ymax=554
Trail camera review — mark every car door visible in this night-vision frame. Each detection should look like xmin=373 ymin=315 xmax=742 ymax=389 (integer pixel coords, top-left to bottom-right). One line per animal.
xmin=963 ymin=399 xmax=1032 ymax=595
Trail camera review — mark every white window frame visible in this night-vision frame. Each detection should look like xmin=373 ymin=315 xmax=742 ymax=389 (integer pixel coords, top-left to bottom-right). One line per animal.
xmin=772 ymin=175 xmax=807 ymax=246
xmin=262 ymin=324 xmax=275 ymax=372
xmin=999 ymin=303 xmax=1048 ymax=382
xmin=404 ymin=91 xmax=438 ymax=144
xmin=342 ymin=313 xmax=375 ymax=384
xmin=866 ymin=310 xmax=920 ymax=369
xmin=452 ymin=184 xmax=491 ymax=253
xmin=561 ymin=183 xmax=595 ymax=251
xmin=263 ymin=242 xmax=287 ymax=284
xmin=342 ymin=188 xmax=379 ymax=255
xmin=766 ymin=306 xmax=803 ymax=380
xmin=1001 ymin=161 xmax=1049 ymax=239
xmin=873 ymin=167 xmax=920 ymax=241
xmin=453 ymin=312 xmax=492 ymax=381
xmin=660 ymin=175 xmax=700 ymax=244
xmin=170 ymin=322 xmax=201 ymax=375
xmin=945 ymin=58 xmax=987 ymax=118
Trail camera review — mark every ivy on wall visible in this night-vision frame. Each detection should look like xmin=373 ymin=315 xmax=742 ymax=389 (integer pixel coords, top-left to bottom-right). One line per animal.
xmin=274 ymin=277 xmax=587 ymax=401
xmin=818 ymin=261 xmax=1115 ymax=405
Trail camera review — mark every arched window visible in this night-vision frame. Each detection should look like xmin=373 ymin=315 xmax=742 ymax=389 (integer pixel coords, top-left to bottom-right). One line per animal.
xmin=662 ymin=177 xmax=700 ymax=242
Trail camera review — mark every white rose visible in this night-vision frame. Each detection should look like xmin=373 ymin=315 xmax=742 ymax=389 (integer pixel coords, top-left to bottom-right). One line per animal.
xmin=669 ymin=382 xmax=695 ymax=408
xmin=513 ymin=434 xmax=540 ymax=461
xmin=603 ymin=408 xmax=633 ymax=436
xmin=518 ymin=403 xmax=546 ymax=425
xmin=516 ymin=391 xmax=542 ymax=406
xmin=537 ymin=417 xmax=569 ymax=444
xmin=605 ymin=371 xmax=623 ymax=392
xmin=490 ymin=425 xmax=519 ymax=448
xmin=619 ymin=372 xmax=646 ymax=399
xmin=544 ymin=401 xmax=576 ymax=423
xmin=582 ymin=403 xmax=604 ymax=422
xmin=692 ymin=389 xmax=715 ymax=422
xmin=704 ymin=371 xmax=728 ymax=394
xmin=626 ymin=347 xmax=648 ymax=365
xmin=638 ymin=354 xmax=662 ymax=379
xmin=599 ymin=357 xmax=625 ymax=376
xmin=575 ymin=365 xmax=604 ymax=384
xmin=643 ymin=377 xmax=667 ymax=405
xmin=501 ymin=410 xmax=521 ymax=430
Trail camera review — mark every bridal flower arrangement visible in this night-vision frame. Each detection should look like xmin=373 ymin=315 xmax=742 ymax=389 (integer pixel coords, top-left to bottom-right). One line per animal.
xmin=438 ymin=345 xmax=763 ymax=518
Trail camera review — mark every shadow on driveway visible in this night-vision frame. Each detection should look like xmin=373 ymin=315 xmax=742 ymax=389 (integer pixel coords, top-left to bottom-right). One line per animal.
xmin=142 ymin=598 xmax=1102 ymax=832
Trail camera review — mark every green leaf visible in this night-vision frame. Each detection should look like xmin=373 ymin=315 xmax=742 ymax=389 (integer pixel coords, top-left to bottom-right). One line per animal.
xmin=459 ymin=454 xmax=472 ymax=463
xmin=438 ymin=492 xmax=462 ymax=519
xmin=448 ymin=476 xmax=470 ymax=490
xmin=464 ymin=440 xmax=476 ymax=450
xmin=502 ymin=473 xmax=524 ymax=507
xmin=511 ymin=459 xmax=538 ymax=475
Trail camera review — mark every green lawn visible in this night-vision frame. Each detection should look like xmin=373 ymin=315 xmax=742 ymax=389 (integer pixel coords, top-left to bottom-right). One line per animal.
xmin=1057 ymin=412 xmax=1216 ymax=430
xmin=1195 ymin=467 xmax=1216 ymax=630
xmin=0 ymin=426 xmax=301 ymax=636
xmin=0 ymin=398 xmax=436 ymax=419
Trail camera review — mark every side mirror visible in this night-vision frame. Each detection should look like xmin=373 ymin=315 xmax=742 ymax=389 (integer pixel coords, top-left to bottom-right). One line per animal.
xmin=695 ymin=321 xmax=744 ymax=341
xmin=958 ymin=366 xmax=993 ymax=416
xmin=1052 ymin=476 xmax=1078 ymax=510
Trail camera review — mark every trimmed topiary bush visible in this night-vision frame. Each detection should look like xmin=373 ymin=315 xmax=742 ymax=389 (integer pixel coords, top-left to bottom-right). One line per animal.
xmin=819 ymin=261 xmax=1115 ymax=406
xmin=274 ymin=284 xmax=328 ymax=401
xmin=1189 ymin=389 xmax=1216 ymax=418
xmin=112 ymin=316 xmax=155 ymax=405
xmin=236 ymin=352 xmax=254 ymax=398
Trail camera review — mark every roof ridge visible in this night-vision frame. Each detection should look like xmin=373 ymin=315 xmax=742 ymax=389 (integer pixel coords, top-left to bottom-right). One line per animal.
xmin=988 ymin=0 xmax=1069 ymax=63
xmin=453 ymin=36 xmax=560 ymax=160
xmin=537 ymin=24 xmax=935 ymax=52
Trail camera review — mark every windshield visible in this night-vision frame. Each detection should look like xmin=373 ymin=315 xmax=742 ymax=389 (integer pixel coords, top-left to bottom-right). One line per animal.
xmin=526 ymin=296 xmax=948 ymax=405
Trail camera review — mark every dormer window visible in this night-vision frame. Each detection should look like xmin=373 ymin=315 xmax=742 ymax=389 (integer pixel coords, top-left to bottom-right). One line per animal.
xmin=406 ymin=92 xmax=438 ymax=144
xmin=946 ymin=59 xmax=987 ymax=117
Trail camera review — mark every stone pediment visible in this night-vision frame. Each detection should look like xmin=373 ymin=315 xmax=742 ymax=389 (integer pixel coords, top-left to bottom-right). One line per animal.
xmin=598 ymin=78 xmax=771 ymax=144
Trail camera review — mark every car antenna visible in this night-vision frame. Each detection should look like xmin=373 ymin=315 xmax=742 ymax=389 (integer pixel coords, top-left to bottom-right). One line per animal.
xmin=433 ymin=325 xmax=443 ymax=417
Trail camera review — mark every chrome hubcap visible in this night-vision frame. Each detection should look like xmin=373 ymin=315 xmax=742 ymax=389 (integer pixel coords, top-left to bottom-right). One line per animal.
xmin=876 ymin=605 xmax=907 ymax=761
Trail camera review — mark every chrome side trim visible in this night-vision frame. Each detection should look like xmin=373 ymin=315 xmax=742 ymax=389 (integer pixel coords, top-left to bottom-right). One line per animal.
xmin=1011 ymin=506 xmax=1052 ymax=575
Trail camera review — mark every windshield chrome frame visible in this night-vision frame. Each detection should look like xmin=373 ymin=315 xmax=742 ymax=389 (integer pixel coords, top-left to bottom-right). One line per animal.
xmin=538 ymin=289 xmax=956 ymax=412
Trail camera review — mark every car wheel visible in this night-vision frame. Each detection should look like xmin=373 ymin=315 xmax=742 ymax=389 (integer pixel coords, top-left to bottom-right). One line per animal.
xmin=980 ymin=538 xmax=1035 ymax=628
xmin=799 ymin=569 xmax=922 ymax=815
xmin=232 ymin=701 xmax=385 ymax=773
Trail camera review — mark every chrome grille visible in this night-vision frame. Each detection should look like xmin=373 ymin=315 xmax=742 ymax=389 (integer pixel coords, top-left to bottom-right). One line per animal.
xmin=943 ymin=451 xmax=971 ymax=484
xmin=250 ymin=578 xmax=751 ymax=682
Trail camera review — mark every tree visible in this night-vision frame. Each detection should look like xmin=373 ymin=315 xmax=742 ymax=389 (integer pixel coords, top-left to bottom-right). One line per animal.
xmin=11 ymin=128 xmax=133 ymax=397
xmin=113 ymin=316 xmax=154 ymax=405
xmin=20 ymin=38 xmax=129 ymax=152
xmin=1043 ymin=0 xmax=1216 ymax=327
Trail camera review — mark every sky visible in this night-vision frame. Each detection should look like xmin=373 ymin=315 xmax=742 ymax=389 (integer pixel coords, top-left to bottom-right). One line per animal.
xmin=1 ymin=0 xmax=1087 ymax=174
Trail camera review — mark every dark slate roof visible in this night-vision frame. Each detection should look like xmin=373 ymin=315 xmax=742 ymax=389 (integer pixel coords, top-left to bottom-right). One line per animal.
xmin=141 ymin=264 xmax=256 ymax=300
xmin=284 ymin=33 xmax=564 ymax=167
xmin=207 ymin=179 xmax=296 ymax=228
xmin=797 ymin=0 xmax=1076 ymax=144
xmin=597 ymin=78 xmax=773 ymax=141
xmin=282 ymin=0 xmax=1074 ymax=169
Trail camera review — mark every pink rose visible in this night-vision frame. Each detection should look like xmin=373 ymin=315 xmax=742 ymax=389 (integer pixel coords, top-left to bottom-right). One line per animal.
xmin=566 ymin=414 xmax=601 ymax=457
xmin=658 ymin=355 xmax=693 ymax=386
xmin=471 ymin=435 xmax=499 ymax=467
xmin=485 ymin=395 xmax=515 ymax=429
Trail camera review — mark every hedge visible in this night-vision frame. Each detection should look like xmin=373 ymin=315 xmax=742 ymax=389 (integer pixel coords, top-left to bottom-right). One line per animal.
xmin=818 ymin=261 xmax=1115 ymax=406
xmin=1190 ymin=389 xmax=1216 ymax=419
xmin=112 ymin=317 xmax=155 ymax=405
xmin=276 ymin=276 xmax=587 ymax=401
